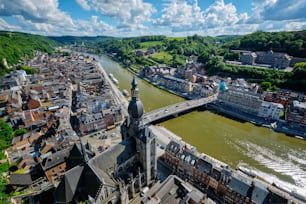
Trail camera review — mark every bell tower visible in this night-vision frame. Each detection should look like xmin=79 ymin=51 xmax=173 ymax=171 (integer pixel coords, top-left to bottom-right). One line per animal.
xmin=127 ymin=76 xmax=144 ymax=137
xmin=122 ymin=77 xmax=156 ymax=185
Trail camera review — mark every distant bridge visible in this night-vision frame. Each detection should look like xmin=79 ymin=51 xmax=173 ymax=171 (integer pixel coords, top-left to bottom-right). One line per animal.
xmin=143 ymin=94 xmax=217 ymax=125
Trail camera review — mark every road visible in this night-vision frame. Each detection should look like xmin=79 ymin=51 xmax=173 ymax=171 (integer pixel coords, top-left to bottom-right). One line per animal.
xmin=143 ymin=94 xmax=217 ymax=125
xmin=96 ymin=62 xmax=129 ymax=117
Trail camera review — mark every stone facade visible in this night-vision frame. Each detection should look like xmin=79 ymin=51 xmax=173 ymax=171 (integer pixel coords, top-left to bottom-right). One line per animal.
xmin=218 ymin=88 xmax=262 ymax=115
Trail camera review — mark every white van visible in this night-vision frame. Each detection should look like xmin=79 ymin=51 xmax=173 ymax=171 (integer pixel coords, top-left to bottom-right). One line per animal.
xmin=140 ymin=186 xmax=149 ymax=197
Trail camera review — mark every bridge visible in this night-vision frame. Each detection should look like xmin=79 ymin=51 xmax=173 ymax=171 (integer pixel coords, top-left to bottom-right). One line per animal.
xmin=142 ymin=94 xmax=217 ymax=125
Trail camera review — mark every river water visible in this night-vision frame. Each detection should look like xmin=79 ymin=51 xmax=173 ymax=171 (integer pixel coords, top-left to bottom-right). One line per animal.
xmin=96 ymin=55 xmax=306 ymax=188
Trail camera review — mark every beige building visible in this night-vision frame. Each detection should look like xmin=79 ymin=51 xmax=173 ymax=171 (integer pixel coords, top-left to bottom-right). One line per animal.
xmin=218 ymin=88 xmax=262 ymax=115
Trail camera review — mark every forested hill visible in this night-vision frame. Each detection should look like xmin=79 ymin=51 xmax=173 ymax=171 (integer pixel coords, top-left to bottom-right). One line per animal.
xmin=228 ymin=30 xmax=306 ymax=58
xmin=49 ymin=35 xmax=114 ymax=45
xmin=0 ymin=31 xmax=57 ymax=65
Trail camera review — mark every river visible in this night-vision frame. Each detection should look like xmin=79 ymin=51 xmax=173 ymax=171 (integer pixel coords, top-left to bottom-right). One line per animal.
xmin=96 ymin=55 xmax=306 ymax=188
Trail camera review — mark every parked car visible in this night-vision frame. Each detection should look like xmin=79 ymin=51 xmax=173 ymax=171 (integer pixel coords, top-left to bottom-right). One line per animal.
xmin=99 ymin=135 xmax=108 ymax=140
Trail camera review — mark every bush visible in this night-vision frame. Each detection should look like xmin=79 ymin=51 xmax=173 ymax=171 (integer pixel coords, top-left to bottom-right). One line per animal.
xmin=0 ymin=119 xmax=13 ymax=151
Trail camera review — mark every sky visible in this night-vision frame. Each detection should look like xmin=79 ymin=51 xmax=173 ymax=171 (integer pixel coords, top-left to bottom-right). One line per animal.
xmin=0 ymin=0 xmax=306 ymax=37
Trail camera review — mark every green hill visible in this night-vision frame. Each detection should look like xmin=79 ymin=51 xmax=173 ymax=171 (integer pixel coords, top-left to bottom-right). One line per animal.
xmin=0 ymin=31 xmax=57 ymax=77
xmin=231 ymin=30 xmax=306 ymax=57
xmin=49 ymin=35 xmax=114 ymax=45
xmin=0 ymin=31 xmax=57 ymax=64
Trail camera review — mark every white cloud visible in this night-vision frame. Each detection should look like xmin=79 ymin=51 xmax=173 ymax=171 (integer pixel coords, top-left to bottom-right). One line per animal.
xmin=283 ymin=21 xmax=306 ymax=31
xmin=0 ymin=0 xmax=73 ymax=26
xmin=0 ymin=0 xmax=305 ymax=37
xmin=248 ymin=0 xmax=277 ymax=23
xmin=153 ymin=0 xmax=248 ymax=33
xmin=249 ymin=0 xmax=306 ymax=23
xmin=10 ymin=14 xmax=116 ymax=36
xmin=153 ymin=0 xmax=204 ymax=30
xmin=74 ymin=16 xmax=115 ymax=35
xmin=261 ymin=0 xmax=306 ymax=21
xmin=75 ymin=0 xmax=156 ymax=31
xmin=0 ymin=0 xmax=117 ymax=36
xmin=76 ymin=0 xmax=90 ymax=10
xmin=0 ymin=0 xmax=78 ymax=35
xmin=203 ymin=0 xmax=244 ymax=28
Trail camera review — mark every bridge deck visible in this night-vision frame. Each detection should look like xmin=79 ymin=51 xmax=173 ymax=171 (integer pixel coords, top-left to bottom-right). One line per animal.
xmin=143 ymin=95 xmax=217 ymax=125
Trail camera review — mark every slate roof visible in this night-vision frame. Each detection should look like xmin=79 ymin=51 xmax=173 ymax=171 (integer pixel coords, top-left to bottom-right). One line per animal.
xmin=196 ymin=158 xmax=213 ymax=174
xmin=55 ymin=138 xmax=132 ymax=203
xmin=153 ymin=175 xmax=208 ymax=204
xmin=9 ymin=166 xmax=45 ymax=186
xmin=177 ymin=149 xmax=198 ymax=167
xmin=9 ymin=173 xmax=35 ymax=185
xmin=42 ymin=148 xmax=71 ymax=170
xmin=65 ymin=144 xmax=85 ymax=171
xmin=88 ymin=138 xmax=136 ymax=186
xmin=166 ymin=140 xmax=182 ymax=155
xmin=252 ymin=180 xmax=269 ymax=204
xmin=55 ymin=165 xmax=84 ymax=203
xmin=228 ymin=171 xmax=253 ymax=197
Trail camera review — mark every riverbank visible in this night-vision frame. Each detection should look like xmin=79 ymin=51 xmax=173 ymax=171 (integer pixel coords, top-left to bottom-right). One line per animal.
xmin=93 ymin=53 xmax=306 ymax=189
xmin=101 ymin=53 xmax=306 ymax=140
xmin=207 ymin=102 xmax=306 ymax=140
xmin=95 ymin=61 xmax=129 ymax=116
xmin=104 ymin=53 xmax=192 ymax=99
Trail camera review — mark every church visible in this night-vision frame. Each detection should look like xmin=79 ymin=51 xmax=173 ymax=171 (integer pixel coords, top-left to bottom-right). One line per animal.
xmin=55 ymin=77 xmax=157 ymax=203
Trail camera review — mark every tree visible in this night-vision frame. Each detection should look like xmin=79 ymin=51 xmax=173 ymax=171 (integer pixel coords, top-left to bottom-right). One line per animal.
xmin=198 ymin=51 xmax=210 ymax=63
xmin=260 ymin=81 xmax=272 ymax=91
xmin=224 ymin=52 xmax=240 ymax=61
xmin=19 ymin=65 xmax=38 ymax=74
xmin=205 ymin=56 xmax=225 ymax=75
xmin=14 ymin=128 xmax=27 ymax=136
xmin=0 ymin=119 xmax=13 ymax=150
xmin=270 ymin=85 xmax=278 ymax=92
xmin=292 ymin=62 xmax=306 ymax=80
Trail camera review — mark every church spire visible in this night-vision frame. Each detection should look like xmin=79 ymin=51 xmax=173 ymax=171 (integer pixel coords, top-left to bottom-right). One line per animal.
xmin=131 ymin=76 xmax=139 ymax=100
xmin=128 ymin=76 xmax=144 ymax=119
xmin=132 ymin=76 xmax=137 ymax=90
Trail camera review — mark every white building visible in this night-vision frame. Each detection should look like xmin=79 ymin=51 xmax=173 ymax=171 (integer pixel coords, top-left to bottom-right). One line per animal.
xmin=258 ymin=101 xmax=283 ymax=120
xmin=218 ymin=88 xmax=262 ymax=115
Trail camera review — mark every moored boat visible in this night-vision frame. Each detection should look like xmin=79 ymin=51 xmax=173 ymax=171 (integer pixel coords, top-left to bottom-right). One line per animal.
xmin=112 ymin=77 xmax=119 ymax=85
xmin=122 ymin=89 xmax=129 ymax=96
xmin=108 ymin=73 xmax=119 ymax=85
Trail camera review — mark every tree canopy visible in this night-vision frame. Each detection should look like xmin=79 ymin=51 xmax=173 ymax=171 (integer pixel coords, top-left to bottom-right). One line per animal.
xmin=232 ymin=30 xmax=306 ymax=57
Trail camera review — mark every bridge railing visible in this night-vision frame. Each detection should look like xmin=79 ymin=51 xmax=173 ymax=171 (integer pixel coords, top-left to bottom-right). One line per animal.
xmin=143 ymin=94 xmax=217 ymax=124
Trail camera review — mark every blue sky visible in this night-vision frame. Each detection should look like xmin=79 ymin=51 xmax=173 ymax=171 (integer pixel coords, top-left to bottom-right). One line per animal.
xmin=0 ymin=0 xmax=305 ymax=37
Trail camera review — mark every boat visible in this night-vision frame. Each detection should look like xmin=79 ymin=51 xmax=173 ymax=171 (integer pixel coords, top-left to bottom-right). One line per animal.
xmin=122 ymin=89 xmax=129 ymax=96
xmin=108 ymin=73 xmax=119 ymax=85
xmin=237 ymin=166 xmax=256 ymax=178
xmin=271 ymin=122 xmax=277 ymax=129
xmin=261 ymin=124 xmax=271 ymax=128
xmin=294 ymin=135 xmax=304 ymax=140
xmin=112 ymin=77 xmax=119 ymax=85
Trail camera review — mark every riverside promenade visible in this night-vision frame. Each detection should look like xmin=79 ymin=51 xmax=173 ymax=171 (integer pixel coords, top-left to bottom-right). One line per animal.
xmin=96 ymin=61 xmax=129 ymax=117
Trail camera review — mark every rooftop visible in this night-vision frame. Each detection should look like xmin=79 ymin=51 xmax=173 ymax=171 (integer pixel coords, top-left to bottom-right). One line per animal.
xmin=148 ymin=175 xmax=215 ymax=204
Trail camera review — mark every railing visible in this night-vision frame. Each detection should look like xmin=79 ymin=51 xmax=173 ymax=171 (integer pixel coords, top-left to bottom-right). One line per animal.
xmin=143 ymin=94 xmax=217 ymax=125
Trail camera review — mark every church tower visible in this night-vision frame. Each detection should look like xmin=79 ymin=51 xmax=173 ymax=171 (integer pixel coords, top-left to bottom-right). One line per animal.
xmin=127 ymin=76 xmax=144 ymax=136
xmin=124 ymin=77 xmax=157 ymax=185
